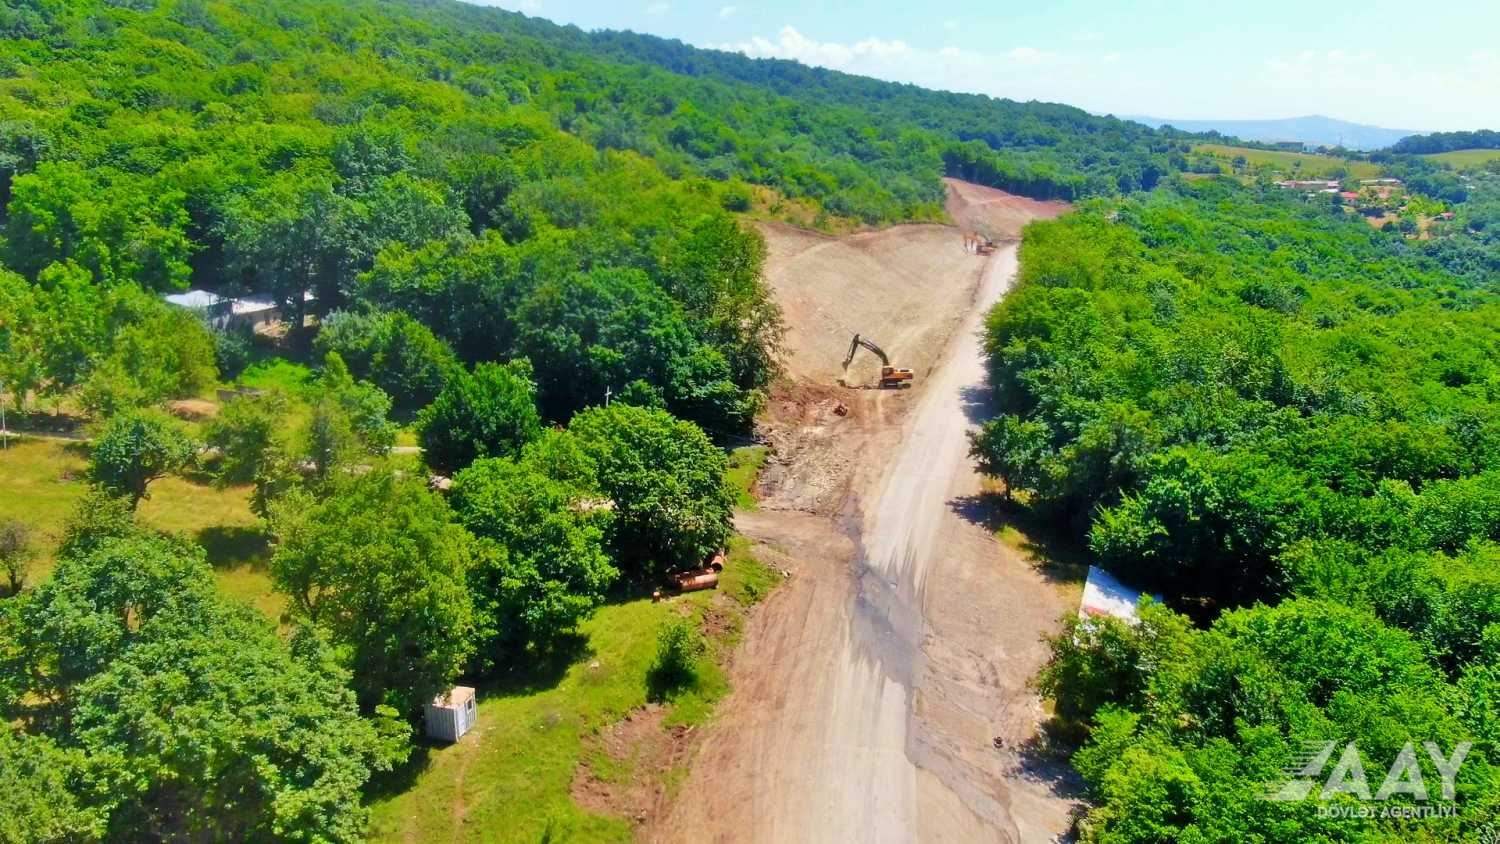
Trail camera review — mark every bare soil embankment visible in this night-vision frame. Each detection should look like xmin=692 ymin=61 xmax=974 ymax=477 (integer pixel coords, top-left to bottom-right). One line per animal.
xmin=751 ymin=184 xmax=1065 ymax=517
xmin=751 ymin=220 xmax=981 ymax=514
xmin=657 ymin=183 xmax=1076 ymax=842
xmin=942 ymin=178 xmax=1069 ymax=242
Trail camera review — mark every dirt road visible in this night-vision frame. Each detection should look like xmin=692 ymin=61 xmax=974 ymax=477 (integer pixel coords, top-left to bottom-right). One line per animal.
xmin=662 ymin=189 xmax=1078 ymax=841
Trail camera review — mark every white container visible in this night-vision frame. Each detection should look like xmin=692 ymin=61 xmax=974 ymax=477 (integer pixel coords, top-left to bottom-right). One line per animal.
xmin=424 ymin=686 xmax=477 ymax=742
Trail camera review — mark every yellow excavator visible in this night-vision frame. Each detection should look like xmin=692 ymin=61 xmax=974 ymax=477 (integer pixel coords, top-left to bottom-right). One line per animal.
xmin=842 ymin=333 xmax=913 ymax=389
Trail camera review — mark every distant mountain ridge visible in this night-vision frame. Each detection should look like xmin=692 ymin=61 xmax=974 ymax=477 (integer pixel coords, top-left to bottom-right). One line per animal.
xmin=1119 ymin=114 xmax=1419 ymax=151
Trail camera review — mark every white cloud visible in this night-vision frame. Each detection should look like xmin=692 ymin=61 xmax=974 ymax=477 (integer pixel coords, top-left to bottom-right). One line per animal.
xmin=718 ymin=26 xmax=1124 ymax=108
xmin=725 ymin=26 xmax=916 ymax=70
xmin=715 ymin=24 xmax=1491 ymax=130
xmin=724 ymin=27 xmax=1073 ymax=75
xmin=719 ymin=5 xmax=737 ymax=19
xmin=645 ymin=1 xmax=669 ymax=15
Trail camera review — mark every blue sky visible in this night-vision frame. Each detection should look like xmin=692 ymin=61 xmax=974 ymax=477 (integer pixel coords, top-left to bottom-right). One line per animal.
xmin=468 ymin=0 xmax=1498 ymax=132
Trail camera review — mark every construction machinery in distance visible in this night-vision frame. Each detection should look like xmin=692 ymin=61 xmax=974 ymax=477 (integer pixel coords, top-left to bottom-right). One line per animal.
xmin=842 ymin=333 xmax=914 ymax=389
xmin=962 ymin=232 xmax=996 ymax=254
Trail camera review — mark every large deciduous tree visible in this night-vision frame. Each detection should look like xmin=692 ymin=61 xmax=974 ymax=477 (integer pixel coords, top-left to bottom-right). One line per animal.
xmin=417 ymin=360 xmax=542 ymax=475
xmin=268 ymin=471 xmax=475 ymax=717
xmin=0 ymin=731 xmax=102 ymax=842
xmin=3 ymin=161 xmax=193 ymax=290
xmin=452 ymin=456 xmax=617 ymax=669
xmin=0 ymin=532 xmax=404 ymax=842
xmin=516 ymin=266 xmax=751 ymax=431
xmin=568 ymin=404 xmax=733 ymax=579
xmin=88 ymin=412 xmax=195 ymax=506
xmin=314 ymin=309 xmax=458 ymax=412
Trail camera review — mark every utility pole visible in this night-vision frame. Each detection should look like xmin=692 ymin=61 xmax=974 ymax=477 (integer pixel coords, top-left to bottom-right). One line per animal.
xmin=604 ymin=385 xmax=612 ymax=407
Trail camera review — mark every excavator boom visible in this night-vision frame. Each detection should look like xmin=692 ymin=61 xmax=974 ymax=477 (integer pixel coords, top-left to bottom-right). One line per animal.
xmin=842 ymin=334 xmax=891 ymax=369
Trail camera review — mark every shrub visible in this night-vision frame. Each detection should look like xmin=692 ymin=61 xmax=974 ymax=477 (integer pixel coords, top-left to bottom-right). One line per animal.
xmin=719 ymin=181 xmax=752 ymax=212
xmin=213 ymin=326 xmax=254 ymax=381
xmin=647 ymin=617 xmax=705 ymax=701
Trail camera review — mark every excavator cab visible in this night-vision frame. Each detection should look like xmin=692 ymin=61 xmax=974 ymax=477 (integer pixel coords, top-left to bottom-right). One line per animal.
xmin=843 ymin=334 xmax=913 ymax=389
xmin=878 ymin=365 xmax=914 ymax=388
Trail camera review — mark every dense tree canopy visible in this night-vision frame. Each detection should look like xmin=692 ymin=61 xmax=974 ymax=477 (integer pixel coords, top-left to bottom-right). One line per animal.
xmin=0 ymin=0 xmax=1213 ymax=442
xmin=314 ymin=308 xmax=458 ymax=412
xmin=569 ymin=403 xmax=734 ymax=579
xmin=452 ymin=454 xmax=617 ymax=668
xmin=0 ymin=527 xmax=401 ymax=842
xmin=974 ymin=177 xmax=1500 ymax=839
xmin=0 ymin=262 xmax=214 ymax=415
xmin=417 ymin=359 xmax=543 ymax=476
xmin=1391 ymin=130 xmax=1500 ymax=155
xmin=15 ymin=0 xmax=1491 ymax=836
xmin=0 ymin=0 xmax=794 ymax=439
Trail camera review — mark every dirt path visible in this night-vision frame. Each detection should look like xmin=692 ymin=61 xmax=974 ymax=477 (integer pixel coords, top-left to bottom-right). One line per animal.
xmin=658 ymin=187 xmax=1075 ymax=842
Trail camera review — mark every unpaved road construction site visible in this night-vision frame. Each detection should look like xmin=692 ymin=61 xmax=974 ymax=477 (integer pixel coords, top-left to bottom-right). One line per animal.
xmin=660 ymin=181 xmax=1079 ymax=842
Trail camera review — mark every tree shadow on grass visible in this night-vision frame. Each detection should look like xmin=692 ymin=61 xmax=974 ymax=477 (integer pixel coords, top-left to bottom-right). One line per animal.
xmin=948 ymin=491 xmax=1090 ymax=587
xmin=644 ymin=658 xmax=698 ymax=704
xmin=179 ymin=466 xmax=220 ymax=486
xmin=479 ymin=631 xmax=593 ymax=698
xmin=196 ymin=524 xmax=270 ymax=570
xmin=364 ymin=741 xmax=435 ymax=802
xmin=5 ymin=408 xmax=87 ymax=438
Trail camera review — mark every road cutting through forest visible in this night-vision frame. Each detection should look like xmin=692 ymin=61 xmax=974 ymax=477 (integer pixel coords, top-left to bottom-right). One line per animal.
xmin=660 ymin=183 xmax=1078 ymax=843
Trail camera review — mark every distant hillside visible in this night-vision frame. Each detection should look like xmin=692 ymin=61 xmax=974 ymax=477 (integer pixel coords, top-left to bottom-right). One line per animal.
xmin=1390 ymin=129 xmax=1500 ymax=154
xmin=1121 ymin=114 xmax=1417 ymax=151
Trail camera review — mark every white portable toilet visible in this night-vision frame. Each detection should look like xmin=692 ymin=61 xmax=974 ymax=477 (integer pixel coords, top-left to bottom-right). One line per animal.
xmin=424 ymin=686 xmax=477 ymax=742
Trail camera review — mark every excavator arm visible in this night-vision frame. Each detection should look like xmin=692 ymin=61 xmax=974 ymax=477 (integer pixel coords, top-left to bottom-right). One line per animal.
xmin=842 ymin=334 xmax=891 ymax=369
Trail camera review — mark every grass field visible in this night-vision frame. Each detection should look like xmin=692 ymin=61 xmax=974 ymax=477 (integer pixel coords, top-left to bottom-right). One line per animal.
xmin=1193 ymin=143 xmax=1382 ymax=179
xmin=724 ymin=445 xmax=769 ymax=510
xmin=1422 ymin=149 xmax=1500 ymax=169
xmin=0 ymin=436 xmax=286 ymax=616
xmin=366 ymin=536 xmax=779 ymax=842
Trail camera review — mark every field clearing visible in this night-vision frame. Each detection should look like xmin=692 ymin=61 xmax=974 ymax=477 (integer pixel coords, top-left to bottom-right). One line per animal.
xmin=366 ymin=535 xmax=779 ymax=842
xmin=1193 ymin=143 xmax=1382 ymax=179
xmin=1423 ymin=149 xmax=1500 ymax=168
xmin=0 ymin=436 xmax=283 ymax=617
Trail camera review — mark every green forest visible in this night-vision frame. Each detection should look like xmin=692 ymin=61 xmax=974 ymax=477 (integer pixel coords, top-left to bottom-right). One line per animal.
xmin=1393 ymin=130 xmax=1500 ymax=155
xmin=971 ymin=175 xmax=1500 ymax=840
xmin=0 ymin=0 xmax=800 ymax=837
